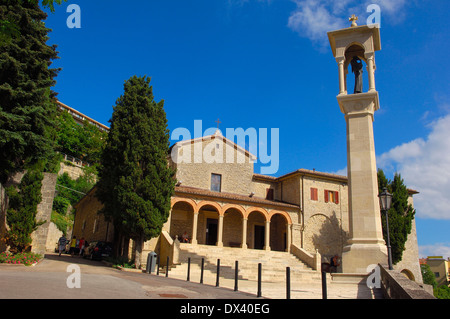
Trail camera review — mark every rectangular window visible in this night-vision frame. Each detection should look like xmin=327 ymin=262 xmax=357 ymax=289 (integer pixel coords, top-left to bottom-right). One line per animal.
xmin=310 ymin=188 xmax=318 ymax=201
xmin=324 ymin=190 xmax=339 ymax=204
xmin=211 ymin=173 xmax=222 ymax=192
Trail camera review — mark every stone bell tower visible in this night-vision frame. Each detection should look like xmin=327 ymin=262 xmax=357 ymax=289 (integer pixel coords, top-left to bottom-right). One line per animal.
xmin=328 ymin=17 xmax=387 ymax=273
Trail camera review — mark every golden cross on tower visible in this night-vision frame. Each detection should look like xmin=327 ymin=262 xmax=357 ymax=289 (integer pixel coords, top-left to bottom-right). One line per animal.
xmin=349 ymin=14 xmax=358 ymax=27
xmin=215 ymin=118 xmax=221 ymax=129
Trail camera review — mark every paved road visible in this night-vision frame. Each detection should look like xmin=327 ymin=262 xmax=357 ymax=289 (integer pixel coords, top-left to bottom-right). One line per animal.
xmin=0 ymin=253 xmax=260 ymax=299
xmin=0 ymin=253 xmax=379 ymax=301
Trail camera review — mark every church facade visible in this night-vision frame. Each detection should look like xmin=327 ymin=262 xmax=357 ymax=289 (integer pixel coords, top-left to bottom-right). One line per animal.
xmin=73 ymin=129 xmax=422 ymax=282
xmin=167 ymin=130 xmax=349 ymax=257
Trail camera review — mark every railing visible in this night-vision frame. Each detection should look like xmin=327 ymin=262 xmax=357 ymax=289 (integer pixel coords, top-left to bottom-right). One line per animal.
xmin=290 ymin=244 xmax=321 ymax=272
xmin=159 ymin=230 xmax=180 ymax=267
xmin=60 ymin=152 xmax=91 ymax=168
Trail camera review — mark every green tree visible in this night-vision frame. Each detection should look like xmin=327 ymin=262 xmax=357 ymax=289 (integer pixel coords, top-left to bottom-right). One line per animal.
xmin=377 ymin=169 xmax=415 ymax=265
xmin=51 ymin=171 xmax=95 ymax=235
xmin=0 ymin=0 xmax=60 ymax=184
xmin=55 ymin=110 xmax=107 ymax=166
xmin=1 ymin=1 xmax=66 ymax=43
xmin=421 ymin=263 xmax=438 ymax=288
xmin=0 ymin=1 xmax=61 ymax=254
xmin=4 ymin=165 xmax=45 ymax=253
xmin=96 ymin=76 xmax=175 ymax=268
xmin=435 ymin=285 xmax=450 ymax=299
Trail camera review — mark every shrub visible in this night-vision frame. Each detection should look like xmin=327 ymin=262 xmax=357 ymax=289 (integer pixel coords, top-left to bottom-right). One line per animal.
xmin=0 ymin=252 xmax=42 ymax=266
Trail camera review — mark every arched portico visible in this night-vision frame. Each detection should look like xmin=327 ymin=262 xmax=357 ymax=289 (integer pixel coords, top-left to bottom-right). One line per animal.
xmin=170 ymin=197 xmax=295 ymax=251
xmin=270 ymin=213 xmax=291 ymax=252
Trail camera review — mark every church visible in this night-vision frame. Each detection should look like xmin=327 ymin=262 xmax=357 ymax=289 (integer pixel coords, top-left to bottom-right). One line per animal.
xmin=72 ymin=21 xmax=424 ymax=285
xmin=73 ymin=127 xmax=421 ymax=282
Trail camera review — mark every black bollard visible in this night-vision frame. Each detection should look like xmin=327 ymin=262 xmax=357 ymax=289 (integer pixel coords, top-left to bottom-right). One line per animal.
xmin=234 ymin=260 xmax=239 ymax=292
xmin=146 ymin=253 xmax=151 ymax=274
xmin=216 ymin=259 xmax=220 ymax=287
xmin=322 ymin=271 xmax=327 ymax=299
xmin=166 ymin=256 xmax=169 ymax=277
xmin=156 ymin=256 xmax=160 ymax=275
xmin=200 ymin=258 xmax=204 ymax=284
xmin=187 ymin=257 xmax=191 ymax=281
xmin=286 ymin=267 xmax=291 ymax=299
xmin=257 ymin=263 xmax=262 ymax=298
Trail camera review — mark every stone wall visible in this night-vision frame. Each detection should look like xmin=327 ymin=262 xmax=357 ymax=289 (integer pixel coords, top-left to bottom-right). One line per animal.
xmin=31 ymin=173 xmax=58 ymax=256
xmin=1 ymin=172 xmax=57 ymax=255
xmin=172 ymin=136 xmax=255 ymax=197
xmin=379 ymin=264 xmax=435 ymax=299
xmin=72 ymin=187 xmax=114 ymax=244
xmin=58 ymin=162 xmax=85 ymax=180
xmin=45 ymin=222 xmax=63 ymax=252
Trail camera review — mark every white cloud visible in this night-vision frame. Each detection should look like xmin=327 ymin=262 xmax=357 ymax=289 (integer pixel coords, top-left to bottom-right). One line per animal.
xmin=287 ymin=0 xmax=346 ymax=44
xmin=377 ymin=114 xmax=450 ymax=220
xmin=370 ymin=0 xmax=406 ymax=15
xmin=287 ymin=0 xmax=409 ymax=45
xmin=419 ymin=244 xmax=450 ymax=259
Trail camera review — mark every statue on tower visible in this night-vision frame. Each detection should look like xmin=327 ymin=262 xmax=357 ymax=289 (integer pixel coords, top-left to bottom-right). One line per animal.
xmin=351 ymin=56 xmax=363 ymax=94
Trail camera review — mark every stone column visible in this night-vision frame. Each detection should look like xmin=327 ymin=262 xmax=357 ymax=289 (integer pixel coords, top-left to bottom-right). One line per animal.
xmin=217 ymin=215 xmax=224 ymax=247
xmin=264 ymin=220 xmax=270 ymax=251
xmin=241 ymin=218 xmax=248 ymax=249
xmin=286 ymin=224 xmax=292 ymax=252
xmin=365 ymin=52 xmax=376 ymax=92
xmin=337 ymin=56 xmax=346 ymax=95
xmin=192 ymin=211 xmax=199 ymax=245
xmin=337 ymin=91 xmax=387 ymax=273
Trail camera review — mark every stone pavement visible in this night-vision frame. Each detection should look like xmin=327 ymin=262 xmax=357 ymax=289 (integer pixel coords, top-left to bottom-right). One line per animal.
xmin=164 ymin=268 xmax=380 ymax=299
xmin=0 ymin=253 xmax=380 ymax=299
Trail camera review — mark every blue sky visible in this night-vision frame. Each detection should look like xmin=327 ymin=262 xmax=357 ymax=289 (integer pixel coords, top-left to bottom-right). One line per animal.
xmin=43 ymin=0 xmax=450 ymax=258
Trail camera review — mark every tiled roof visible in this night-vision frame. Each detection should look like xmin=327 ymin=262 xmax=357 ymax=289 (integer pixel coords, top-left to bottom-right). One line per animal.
xmin=174 ymin=185 xmax=299 ymax=210
xmin=254 ymin=170 xmax=419 ymax=195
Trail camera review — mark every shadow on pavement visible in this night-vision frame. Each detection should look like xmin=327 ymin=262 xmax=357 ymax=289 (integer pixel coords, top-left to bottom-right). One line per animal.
xmin=44 ymin=253 xmax=113 ymax=268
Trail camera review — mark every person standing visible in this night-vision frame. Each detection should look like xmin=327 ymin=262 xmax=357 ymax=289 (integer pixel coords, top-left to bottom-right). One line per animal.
xmin=58 ymin=236 xmax=67 ymax=256
xmin=69 ymin=236 xmax=77 ymax=256
xmin=78 ymin=237 xmax=85 ymax=256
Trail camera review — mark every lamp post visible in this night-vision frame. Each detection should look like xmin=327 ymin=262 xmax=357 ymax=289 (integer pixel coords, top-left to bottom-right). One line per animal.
xmin=379 ymin=187 xmax=393 ymax=270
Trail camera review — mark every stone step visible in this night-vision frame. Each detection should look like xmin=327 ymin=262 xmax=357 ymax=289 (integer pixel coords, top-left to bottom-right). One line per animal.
xmin=164 ymin=244 xmax=319 ymax=283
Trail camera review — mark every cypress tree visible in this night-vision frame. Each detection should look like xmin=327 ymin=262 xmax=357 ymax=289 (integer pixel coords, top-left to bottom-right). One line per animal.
xmin=0 ymin=0 xmax=60 ymax=184
xmin=96 ymin=76 xmax=175 ymax=268
xmin=4 ymin=165 xmax=45 ymax=253
xmin=377 ymin=169 xmax=415 ymax=265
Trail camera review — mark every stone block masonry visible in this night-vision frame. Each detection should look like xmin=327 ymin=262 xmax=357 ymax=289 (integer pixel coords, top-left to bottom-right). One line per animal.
xmin=31 ymin=173 xmax=57 ymax=256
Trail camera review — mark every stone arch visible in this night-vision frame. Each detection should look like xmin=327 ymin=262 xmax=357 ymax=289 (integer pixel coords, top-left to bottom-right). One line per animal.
xmin=246 ymin=207 xmax=269 ymax=250
xmin=269 ymin=211 xmax=290 ymax=252
xmin=269 ymin=210 xmax=292 ymax=225
xmin=222 ymin=204 xmax=246 ymax=218
xmin=344 ymin=43 xmax=369 ymax=94
xmin=171 ymin=197 xmax=197 ymax=212
xmin=304 ymin=213 xmax=343 ymax=258
xmin=197 ymin=200 xmax=222 ymax=215
xmin=344 ymin=42 xmax=367 ymax=63
xmin=245 ymin=206 xmax=269 ymax=221
xmin=222 ymin=204 xmax=245 ymax=248
xmin=196 ymin=200 xmax=222 ymax=245
xmin=401 ymin=269 xmax=416 ymax=281
xmin=170 ymin=198 xmax=197 ymax=241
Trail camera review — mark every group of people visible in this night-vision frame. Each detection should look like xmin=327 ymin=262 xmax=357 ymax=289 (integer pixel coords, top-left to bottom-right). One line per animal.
xmin=58 ymin=235 xmax=88 ymax=257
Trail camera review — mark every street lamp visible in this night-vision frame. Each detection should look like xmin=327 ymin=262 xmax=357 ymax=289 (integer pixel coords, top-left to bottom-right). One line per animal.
xmin=379 ymin=187 xmax=393 ymax=270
